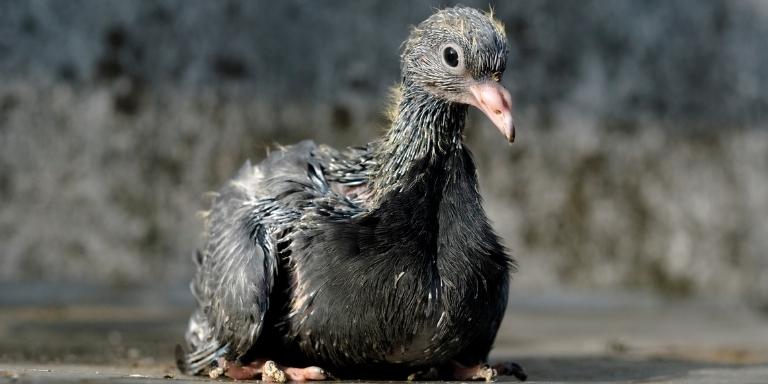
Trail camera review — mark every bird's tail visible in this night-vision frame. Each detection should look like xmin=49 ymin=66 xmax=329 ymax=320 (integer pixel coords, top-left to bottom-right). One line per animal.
xmin=176 ymin=309 xmax=228 ymax=375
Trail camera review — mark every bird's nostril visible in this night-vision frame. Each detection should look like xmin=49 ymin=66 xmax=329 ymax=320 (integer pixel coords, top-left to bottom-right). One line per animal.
xmin=494 ymin=109 xmax=502 ymax=115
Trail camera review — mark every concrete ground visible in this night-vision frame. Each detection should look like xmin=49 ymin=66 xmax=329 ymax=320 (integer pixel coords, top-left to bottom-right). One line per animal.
xmin=1 ymin=285 xmax=767 ymax=383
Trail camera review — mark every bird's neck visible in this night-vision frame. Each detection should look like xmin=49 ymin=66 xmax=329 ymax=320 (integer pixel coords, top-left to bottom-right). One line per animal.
xmin=370 ymin=82 xmax=467 ymax=201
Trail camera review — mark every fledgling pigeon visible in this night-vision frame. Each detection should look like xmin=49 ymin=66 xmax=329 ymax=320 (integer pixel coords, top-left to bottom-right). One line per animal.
xmin=177 ymin=6 xmax=526 ymax=382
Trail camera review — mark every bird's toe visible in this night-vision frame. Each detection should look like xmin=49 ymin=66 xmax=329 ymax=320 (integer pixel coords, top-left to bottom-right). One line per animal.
xmin=284 ymin=365 xmax=329 ymax=381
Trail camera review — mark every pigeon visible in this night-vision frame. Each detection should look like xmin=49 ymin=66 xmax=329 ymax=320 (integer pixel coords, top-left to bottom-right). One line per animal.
xmin=177 ymin=6 xmax=526 ymax=382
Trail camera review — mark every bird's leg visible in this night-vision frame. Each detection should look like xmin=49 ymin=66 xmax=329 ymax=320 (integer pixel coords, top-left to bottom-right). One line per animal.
xmin=215 ymin=358 xmax=329 ymax=382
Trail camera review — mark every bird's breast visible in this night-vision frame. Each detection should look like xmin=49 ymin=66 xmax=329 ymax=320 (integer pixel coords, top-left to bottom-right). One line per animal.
xmin=287 ymin=259 xmax=496 ymax=368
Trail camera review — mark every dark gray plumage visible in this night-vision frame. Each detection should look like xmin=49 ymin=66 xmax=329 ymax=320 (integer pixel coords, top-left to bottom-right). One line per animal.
xmin=178 ymin=6 xmax=524 ymax=382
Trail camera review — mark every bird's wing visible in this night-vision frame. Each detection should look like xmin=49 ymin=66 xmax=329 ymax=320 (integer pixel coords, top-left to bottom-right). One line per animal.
xmin=200 ymin=173 xmax=280 ymax=353
xmin=313 ymin=143 xmax=375 ymax=187
xmin=180 ymin=146 xmax=311 ymax=373
xmin=179 ymin=141 xmax=371 ymax=374
xmin=312 ymin=143 xmax=377 ymax=207
xmin=182 ymin=170 xmax=279 ymax=373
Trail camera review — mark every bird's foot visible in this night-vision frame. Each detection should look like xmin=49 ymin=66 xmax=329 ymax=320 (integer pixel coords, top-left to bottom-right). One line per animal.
xmin=452 ymin=363 xmax=498 ymax=382
xmin=214 ymin=358 xmax=329 ymax=382
xmin=406 ymin=367 xmax=440 ymax=381
xmin=493 ymin=361 xmax=528 ymax=382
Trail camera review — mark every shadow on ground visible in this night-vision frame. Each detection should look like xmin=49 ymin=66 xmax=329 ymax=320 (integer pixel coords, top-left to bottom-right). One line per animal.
xmin=500 ymin=356 xmax=738 ymax=382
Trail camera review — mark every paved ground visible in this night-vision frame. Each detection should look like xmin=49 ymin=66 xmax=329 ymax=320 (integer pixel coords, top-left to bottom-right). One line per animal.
xmin=1 ymin=285 xmax=767 ymax=383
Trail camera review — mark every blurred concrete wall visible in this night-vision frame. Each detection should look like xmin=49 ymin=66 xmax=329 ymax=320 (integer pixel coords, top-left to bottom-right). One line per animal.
xmin=1 ymin=0 xmax=767 ymax=306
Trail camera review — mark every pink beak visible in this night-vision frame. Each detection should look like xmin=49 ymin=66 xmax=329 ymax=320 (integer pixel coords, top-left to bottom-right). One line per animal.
xmin=466 ymin=82 xmax=516 ymax=143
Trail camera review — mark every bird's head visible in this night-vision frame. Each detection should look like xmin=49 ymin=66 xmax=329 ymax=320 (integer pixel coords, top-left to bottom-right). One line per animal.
xmin=402 ymin=7 xmax=515 ymax=142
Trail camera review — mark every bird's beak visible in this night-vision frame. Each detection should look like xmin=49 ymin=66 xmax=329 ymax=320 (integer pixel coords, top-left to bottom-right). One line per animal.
xmin=466 ymin=82 xmax=515 ymax=143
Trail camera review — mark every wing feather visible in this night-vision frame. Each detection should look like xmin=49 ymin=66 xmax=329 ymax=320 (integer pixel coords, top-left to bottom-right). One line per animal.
xmin=179 ymin=141 xmax=375 ymax=374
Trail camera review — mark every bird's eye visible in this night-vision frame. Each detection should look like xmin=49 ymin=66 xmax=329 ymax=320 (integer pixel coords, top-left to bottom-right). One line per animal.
xmin=443 ymin=46 xmax=459 ymax=68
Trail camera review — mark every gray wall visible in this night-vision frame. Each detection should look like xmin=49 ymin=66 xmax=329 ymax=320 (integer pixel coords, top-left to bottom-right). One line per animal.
xmin=1 ymin=0 xmax=767 ymax=307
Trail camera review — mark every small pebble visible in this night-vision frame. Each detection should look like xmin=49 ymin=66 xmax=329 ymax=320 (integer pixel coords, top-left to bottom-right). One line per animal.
xmin=209 ymin=366 xmax=225 ymax=379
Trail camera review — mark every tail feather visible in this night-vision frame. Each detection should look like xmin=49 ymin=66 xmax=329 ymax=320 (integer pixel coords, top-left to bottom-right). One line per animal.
xmin=177 ymin=309 xmax=229 ymax=375
xmin=175 ymin=341 xmax=228 ymax=375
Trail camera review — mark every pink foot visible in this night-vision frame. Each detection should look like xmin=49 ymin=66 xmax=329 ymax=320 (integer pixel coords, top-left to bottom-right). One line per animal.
xmin=213 ymin=358 xmax=329 ymax=382
xmin=453 ymin=363 xmax=498 ymax=382
xmin=283 ymin=365 xmax=328 ymax=381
